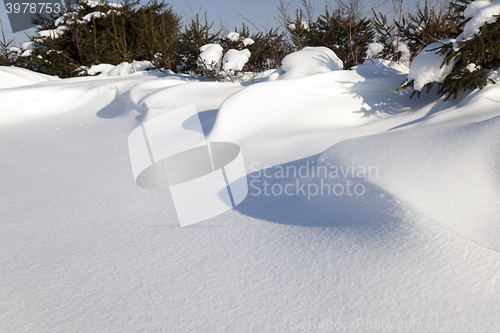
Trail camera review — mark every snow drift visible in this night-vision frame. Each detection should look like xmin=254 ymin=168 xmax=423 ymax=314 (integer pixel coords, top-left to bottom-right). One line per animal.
xmin=0 ymin=66 xmax=59 ymax=89
xmin=268 ymin=46 xmax=343 ymax=81
xmin=1 ymin=53 xmax=500 ymax=332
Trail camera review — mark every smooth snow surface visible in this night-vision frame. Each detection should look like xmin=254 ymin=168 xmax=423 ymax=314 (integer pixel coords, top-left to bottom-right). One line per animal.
xmin=0 ymin=66 xmax=59 ymax=89
xmin=1 ymin=60 xmax=500 ymax=332
xmin=319 ymin=84 xmax=500 ymax=250
xmin=268 ymin=46 xmax=343 ymax=81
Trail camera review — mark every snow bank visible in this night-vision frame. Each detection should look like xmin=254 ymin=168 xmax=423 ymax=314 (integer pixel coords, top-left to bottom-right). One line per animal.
xmin=197 ymin=44 xmax=223 ymax=73
xmin=2 ymin=55 xmax=500 ymax=332
xmin=222 ymin=49 xmax=251 ymax=72
xmin=0 ymin=66 xmax=59 ymax=89
xmin=209 ymin=58 xmax=431 ymax=166
xmin=407 ymin=40 xmax=457 ymax=91
xmin=319 ymin=85 xmax=500 ymax=250
xmin=268 ymin=46 xmax=343 ymax=81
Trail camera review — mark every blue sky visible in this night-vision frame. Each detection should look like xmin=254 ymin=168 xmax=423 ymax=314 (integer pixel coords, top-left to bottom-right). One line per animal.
xmin=1 ymin=0 xmax=406 ymax=46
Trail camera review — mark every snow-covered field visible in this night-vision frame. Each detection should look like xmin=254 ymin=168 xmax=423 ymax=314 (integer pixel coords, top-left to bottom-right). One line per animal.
xmin=1 ymin=59 xmax=500 ymax=332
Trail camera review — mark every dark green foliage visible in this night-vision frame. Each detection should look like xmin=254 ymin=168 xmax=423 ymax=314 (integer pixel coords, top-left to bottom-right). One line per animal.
xmin=219 ymin=24 xmax=289 ymax=73
xmin=287 ymin=6 xmax=374 ymax=69
xmin=245 ymin=28 xmax=289 ymax=72
xmin=1 ymin=20 xmax=35 ymax=69
xmin=436 ymin=0 xmax=500 ymax=99
xmin=28 ymin=0 xmax=181 ymax=77
xmin=371 ymin=10 xmax=399 ymax=61
xmin=177 ymin=13 xmax=218 ymax=74
xmin=0 ymin=21 xmax=15 ymax=66
xmin=314 ymin=7 xmax=374 ymax=69
xmin=372 ymin=1 xmax=459 ymax=63
xmin=396 ymin=0 xmax=460 ymax=61
xmin=286 ymin=10 xmax=312 ymax=51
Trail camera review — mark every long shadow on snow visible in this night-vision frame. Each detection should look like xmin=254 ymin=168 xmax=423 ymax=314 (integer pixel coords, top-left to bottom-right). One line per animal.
xmin=233 ymin=154 xmax=414 ymax=241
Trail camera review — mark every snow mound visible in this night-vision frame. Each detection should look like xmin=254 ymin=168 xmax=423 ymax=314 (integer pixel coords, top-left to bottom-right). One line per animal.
xmin=319 ymin=84 xmax=500 ymax=250
xmin=353 ymin=58 xmax=409 ymax=77
xmin=197 ymin=44 xmax=223 ymax=73
xmin=2 ymin=54 xmax=500 ymax=332
xmin=0 ymin=66 xmax=59 ymax=89
xmin=222 ymin=49 xmax=251 ymax=71
xmin=268 ymin=46 xmax=343 ymax=81
xmin=407 ymin=40 xmax=457 ymax=91
xmin=209 ymin=59 xmax=429 ymax=166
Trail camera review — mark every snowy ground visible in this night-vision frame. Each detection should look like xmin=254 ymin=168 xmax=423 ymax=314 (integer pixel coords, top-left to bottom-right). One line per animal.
xmin=1 ymin=61 xmax=500 ymax=332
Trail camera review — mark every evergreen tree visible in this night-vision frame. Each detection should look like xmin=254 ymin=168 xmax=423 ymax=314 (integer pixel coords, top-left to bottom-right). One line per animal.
xmin=287 ymin=6 xmax=374 ymax=69
xmin=218 ymin=24 xmax=289 ymax=73
xmin=245 ymin=28 xmax=289 ymax=72
xmin=27 ymin=0 xmax=181 ymax=77
xmin=437 ymin=0 xmax=500 ymax=99
xmin=0 ymin=21 xmax=15 ymax=66
xmin=177 ymin=13 xmax=219 ymax=74
xmin=287 ymin=10 xmax=313 ymax=51
xmin=395 ymin=0 xmax=459 ymax=61
xmin=313 ymin=7 xmax=374 ymax=69
xmin=372 ymin=1 xmax=460 ymax=64
xmin=371 ymin=10 xmax=399 ymax=61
